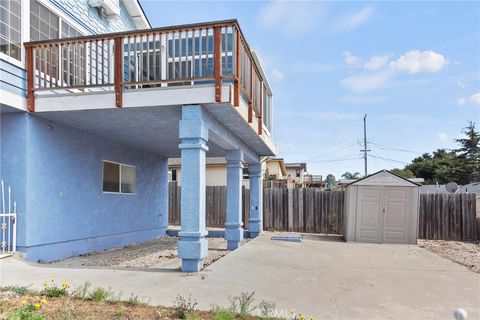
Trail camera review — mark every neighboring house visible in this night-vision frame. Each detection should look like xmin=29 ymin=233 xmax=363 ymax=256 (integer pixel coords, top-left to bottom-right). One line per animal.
xmin=303 ymin=174 xmax=323 ymax=188
xmin=420 ymin=185 xmax=448 ymax=194
xmin=0 ymin=0 xmax=275 ymax=273
xmin=285 ymin=163 xmax=307 ymax=187
xmin=169 ymin=157 xmax=286 ymax=188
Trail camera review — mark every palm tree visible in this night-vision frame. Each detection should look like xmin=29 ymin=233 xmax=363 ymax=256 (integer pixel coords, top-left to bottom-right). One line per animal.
xmin=341 ymin=172 xmax=361 ymax=179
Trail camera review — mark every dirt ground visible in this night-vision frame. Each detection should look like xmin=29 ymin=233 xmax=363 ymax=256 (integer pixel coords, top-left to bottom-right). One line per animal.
xmin=418 ymin=239 xmax=480 ymax=273
xmin=50 ymin=236 xmax=249 ymax=270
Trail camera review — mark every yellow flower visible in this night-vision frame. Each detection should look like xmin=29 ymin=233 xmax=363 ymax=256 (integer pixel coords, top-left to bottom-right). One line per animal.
xmin=310 ymin=317 xmax=315 ymax=320
xmin=21 ymin=300 xmax=27 ymax=305
xmin=300 ymin=314 xmax=306 ymax=320
xmin=43 ymin=281 xmax=49 ymax=287
xmin=40 ymin=299 xmax=47 ymax=305
xmin=61 ymin=281 xmax=70 ymax=288
xmin=34 ymin=303 xmax=41 ymax=310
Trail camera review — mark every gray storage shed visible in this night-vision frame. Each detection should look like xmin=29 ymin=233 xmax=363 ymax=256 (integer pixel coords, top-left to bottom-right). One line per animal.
xmin=344 ymin=170 xmax=420 ymax=244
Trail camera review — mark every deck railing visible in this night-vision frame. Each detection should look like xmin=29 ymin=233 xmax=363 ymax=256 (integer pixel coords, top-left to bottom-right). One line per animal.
xmin=24 ymin=20 xmax=272 ymax=134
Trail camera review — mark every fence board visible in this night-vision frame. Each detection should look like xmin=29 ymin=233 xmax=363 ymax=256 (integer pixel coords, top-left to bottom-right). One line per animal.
xmin=169 ymin=185 xmax=477 ymax=240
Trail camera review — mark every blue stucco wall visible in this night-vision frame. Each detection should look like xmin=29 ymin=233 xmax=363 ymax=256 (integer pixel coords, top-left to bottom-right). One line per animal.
xmin=48 ymin=0 xmax=137 ymax=35
xmin=0 ymin=113 xmax=28 ymax=248
xmin=1 ymin=113 xmax=168 ymax=262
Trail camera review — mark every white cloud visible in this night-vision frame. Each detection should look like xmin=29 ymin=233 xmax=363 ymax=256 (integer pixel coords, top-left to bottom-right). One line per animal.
xmin=341 ymin=71 xmax=391 ymax=93
xmin=437 ymin=133 xmax=449 ymax=142
xmin=271 ymin=67 xmax=284 ymax=82
xmin=456 ymin=97 xmax=466 ymax=106
xmin=332 ymin=6 xmax=374 ymax=32
xmin=364 ymin=55 xmax=390 ymax=71
xmin=342 ymin=51 xmax=360 ymax=66
xmin=470 ymin=92 xmax=480 ymax=105
xmin=389 ymin=50 xmax=447 ymax=74
xmin=258 ymin=1 xmax=320 ymax=35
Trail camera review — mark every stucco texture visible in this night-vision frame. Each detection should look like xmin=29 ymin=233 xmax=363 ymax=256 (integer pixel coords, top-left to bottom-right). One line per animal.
xmin=1 ymin=113 xmax=168 ymax=262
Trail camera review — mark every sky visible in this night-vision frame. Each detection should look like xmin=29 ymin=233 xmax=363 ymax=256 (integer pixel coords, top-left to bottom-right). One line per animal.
xmin=139 ymin=0 xmax=480 ymax=178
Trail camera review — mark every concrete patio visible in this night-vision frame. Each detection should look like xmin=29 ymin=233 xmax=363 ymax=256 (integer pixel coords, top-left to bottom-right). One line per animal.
xmin=1 ymin=232 xmax=478 ymax=319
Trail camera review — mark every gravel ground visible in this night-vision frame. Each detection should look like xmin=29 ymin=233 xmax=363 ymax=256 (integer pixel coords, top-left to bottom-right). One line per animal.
xmin=418 ymin=239 xmax=480 ymax=273
xmin=50 ymin=236 xmax=249 ymax=270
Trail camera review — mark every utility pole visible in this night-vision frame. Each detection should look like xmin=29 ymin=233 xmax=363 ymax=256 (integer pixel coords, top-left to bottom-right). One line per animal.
xmin=360 ymin=114 xmax=370 ymax=176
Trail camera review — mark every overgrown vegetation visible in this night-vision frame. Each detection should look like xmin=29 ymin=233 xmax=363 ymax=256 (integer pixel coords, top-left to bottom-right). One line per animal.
xmin=1 ymin=285 xmax=280 ymax=319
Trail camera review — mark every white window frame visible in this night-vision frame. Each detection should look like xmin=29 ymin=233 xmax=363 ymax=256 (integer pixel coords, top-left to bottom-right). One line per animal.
xmin=102 ymin=160 xmax=137 ymax=195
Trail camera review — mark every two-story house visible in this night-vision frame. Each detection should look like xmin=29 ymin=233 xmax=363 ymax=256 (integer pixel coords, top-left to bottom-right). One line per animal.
xmin=0 ymin=0 xmax=275 ymax=272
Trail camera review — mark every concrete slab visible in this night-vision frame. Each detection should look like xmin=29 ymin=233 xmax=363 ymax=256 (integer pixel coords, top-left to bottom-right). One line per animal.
xmin=1 ymin=232 xmax=479 ymax=319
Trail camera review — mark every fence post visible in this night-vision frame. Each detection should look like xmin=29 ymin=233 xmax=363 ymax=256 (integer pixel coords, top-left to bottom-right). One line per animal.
xmin=288 ymin=189 xmax=293 ymax=231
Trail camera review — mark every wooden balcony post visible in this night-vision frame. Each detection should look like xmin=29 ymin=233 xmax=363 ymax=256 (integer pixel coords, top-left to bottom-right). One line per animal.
xmin=214 ymin=26 xmax=222 ymax=103
xmin=234 ymin=28 xmax=240 ymax=107
xmin=248 ymin=63 xmax=253 ymax=123
xmin=114 ymin=36 xmax=123 ymax=108
xmin=258 ymin=81 xmax=263 ymax=135
xmin=26 ymin=46 xmax=35 ymax=112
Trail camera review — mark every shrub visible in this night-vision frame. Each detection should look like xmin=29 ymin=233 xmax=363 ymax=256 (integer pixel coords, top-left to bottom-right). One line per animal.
xmin=88 ymin=287 xmax=114 ymax=302
xmin=126 ymin=293 xmax=140 ymax=306
xmin=173 ymin=294 xmax=198 ymax=319
xmin=211 ymin=306 xmax=236 ymax=320
xmin=3 ymin=285 xmax=30 ymax=296
xmin=72 ymin=282 xmax=91 ymax=301
xmin=258 ymin=300 xmax=276 ymax=318
xmin=5 ymin=302 xmax=46 ymax=320
xmin=228 ymin=291 xmax=256 ymax=317
xmin=40 ymin=281 xmax=69 ymax=298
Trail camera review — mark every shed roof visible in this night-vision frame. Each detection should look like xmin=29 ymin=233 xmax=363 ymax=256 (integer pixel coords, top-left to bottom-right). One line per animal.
xmin=346 ymin=170 xmax=420 ymax=187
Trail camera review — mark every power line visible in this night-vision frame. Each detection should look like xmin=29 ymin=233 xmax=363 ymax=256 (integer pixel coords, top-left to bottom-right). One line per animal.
xmin=303 ymin=143 xmax=358 ymax=162
xmin=369 ymin=142 xmax=420 ymax=154
xmin=309 ymin=157 xmax=363 ymax=164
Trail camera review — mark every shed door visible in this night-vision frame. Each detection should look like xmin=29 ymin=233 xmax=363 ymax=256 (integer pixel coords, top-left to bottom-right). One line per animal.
xmin=355 ymin=187 xmax=383 ymax=243
xmin=383 ymin=187 xmax=410 ymax=243
xmin=355 ymin=187 xmax=411 ymax=244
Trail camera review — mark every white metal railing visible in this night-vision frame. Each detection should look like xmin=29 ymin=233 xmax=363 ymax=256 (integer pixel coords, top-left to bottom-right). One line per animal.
xmin=1 ymin=180 xmax=17 ymax=258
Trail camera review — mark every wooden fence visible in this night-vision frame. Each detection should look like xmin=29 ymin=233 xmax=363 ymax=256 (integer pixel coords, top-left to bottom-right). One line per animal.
xmin=418 ymin=193 xmax=477 ymax=241
xmin=169 ymin=183 xmax=478 ymax=240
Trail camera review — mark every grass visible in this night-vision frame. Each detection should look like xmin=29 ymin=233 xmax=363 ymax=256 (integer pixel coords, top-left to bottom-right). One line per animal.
xmin=1 ymin=285 xmax=281 ymax=320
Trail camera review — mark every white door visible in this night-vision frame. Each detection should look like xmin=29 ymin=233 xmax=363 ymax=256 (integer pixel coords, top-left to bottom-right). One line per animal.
xmin=355 ymin=187 xmax=383 ymax=243
xmin=383 ymin=187 xmax=410 ymax=244
xmin=355 ymin=187 xmax=410 ymax=244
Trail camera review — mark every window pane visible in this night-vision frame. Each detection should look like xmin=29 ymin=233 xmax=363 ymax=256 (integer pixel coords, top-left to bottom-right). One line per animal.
xmin=0 ymin=0 xmax=21 ymax=60
xmin=121 ymin=165 xmax=136 ymax=194
xmin=103 ymin=162 xmax=120 ymax=192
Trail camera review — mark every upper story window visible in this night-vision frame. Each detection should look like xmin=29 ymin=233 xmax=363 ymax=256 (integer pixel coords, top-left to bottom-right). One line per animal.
xmin=30 ymin=1 xmax=59 ymax=41
xmin=295 ymin=169 xmax=301 ymax=178
xmin=0 ymin=0 xmax=21 ymax=60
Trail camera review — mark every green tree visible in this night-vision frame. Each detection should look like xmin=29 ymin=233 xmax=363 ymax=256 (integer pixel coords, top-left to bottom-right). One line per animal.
xmin=455 ymin=120 xmax=480 ymax=182
xmin=341 ymin=172 xmax=361 ymax=179
xmin=324 ymin=174 xmax=338 ymax=191
xmin=390 ymin=168 xmax=415 ymax=178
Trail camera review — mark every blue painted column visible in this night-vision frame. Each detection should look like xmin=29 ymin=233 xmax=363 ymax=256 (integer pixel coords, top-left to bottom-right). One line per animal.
xmin=248 ymin=163 xmax=263 ymax=237
xmin=177 ymin=105 xmax=209 ymax=272
xmin=225 ymin=149 xmax=244 ymax=250
xmin=159 ymin=157 xmax=169 ymax=229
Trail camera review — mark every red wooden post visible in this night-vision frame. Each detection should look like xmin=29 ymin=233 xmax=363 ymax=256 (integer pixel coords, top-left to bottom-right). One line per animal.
xmin=234 ymin=28 xmax=240 ymax=107
xmin=114 ymin=36 xmax=123 ymax=108
xmin=214 ymin=26 xmax=222 ymax=103
xmin=248 ymin=62 xmax=253 ymax=123
xmin=258 ymin=80 xmax=263 ymax=135
xmin=26 ymin=46 xmax=35 ymax=112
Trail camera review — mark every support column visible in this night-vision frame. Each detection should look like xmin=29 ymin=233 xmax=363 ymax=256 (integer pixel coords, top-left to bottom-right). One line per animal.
xmin=225 ymin=149 xmax=244 ymax=250
xmin=177 ymin=105 xmax=209 ymax=272
xmin=248 ymin=163 xmax=263 ymax=237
